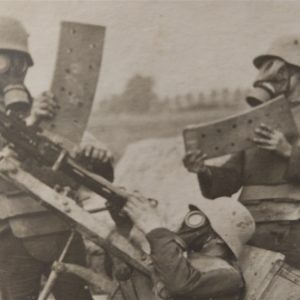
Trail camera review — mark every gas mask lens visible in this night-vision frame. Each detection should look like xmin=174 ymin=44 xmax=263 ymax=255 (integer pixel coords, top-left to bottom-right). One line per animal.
xmin=11 ymin=52 xmax=28 ymax=75
xmin=184 ymin=210 xmax=206 ymax=229
xmin=0 ymin=54 xmax=11 ymax=74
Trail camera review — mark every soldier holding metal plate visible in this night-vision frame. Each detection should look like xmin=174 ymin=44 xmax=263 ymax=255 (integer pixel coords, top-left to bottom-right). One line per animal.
xmin=0 ymin=17 xmax=113 ymax=300
xmin=183 ymin=35 xmax=300 ymax=269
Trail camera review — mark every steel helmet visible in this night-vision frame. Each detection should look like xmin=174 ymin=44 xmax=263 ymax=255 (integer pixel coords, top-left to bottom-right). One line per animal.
xmin=254 ymin=35 xmax=300 ymax=69
xmin=195 ymin=198 xmax=255 ymax=258
xmin=0 ymin=16 xmax=33 ymax=66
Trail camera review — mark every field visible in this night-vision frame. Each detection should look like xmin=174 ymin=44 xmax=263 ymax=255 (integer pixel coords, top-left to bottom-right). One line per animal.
xmin=88 ymin=107 xmax=243 ymax=160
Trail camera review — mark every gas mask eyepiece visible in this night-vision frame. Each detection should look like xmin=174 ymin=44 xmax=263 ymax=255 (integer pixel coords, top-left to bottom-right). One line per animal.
xmin=0 ymin=54 xmax=11 ymax=74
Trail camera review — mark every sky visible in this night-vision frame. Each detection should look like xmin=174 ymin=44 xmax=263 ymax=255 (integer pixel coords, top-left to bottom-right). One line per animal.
xmin=1 ymin=0 xmax=300 ymax=102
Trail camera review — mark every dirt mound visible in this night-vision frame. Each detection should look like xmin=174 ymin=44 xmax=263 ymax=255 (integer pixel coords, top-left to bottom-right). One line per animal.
xmin=115 ymin=136 xmax=234 ymax=231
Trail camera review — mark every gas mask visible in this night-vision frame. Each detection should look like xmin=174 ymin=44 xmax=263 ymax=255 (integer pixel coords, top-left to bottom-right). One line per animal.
xmin=0 ymin=51 xmax=31 ymax=115
xmin=177 ymin=205 xmax=211 ymax=252
xmin=246 ymin=58 xmax=297 ymax=107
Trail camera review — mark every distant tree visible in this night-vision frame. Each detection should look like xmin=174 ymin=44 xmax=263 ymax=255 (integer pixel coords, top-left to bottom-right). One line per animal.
xmin=166 ymin=95 xmax=178 ymax=111
xmin=120 ymin=74 xmax=158 ymax=113
xmin=209 ymin=89 xmax=218 ymax=107
xmin=158 ymin=96 xmax=170 ymax=112
xmin=221 ymin=88 xmax=230 ymax=107
xmin=174 ymin=94 xmax=185 ymax=111
xmin=184 ymin=93 xmax=197 ymax=110
xmin=233 ymin=88 xmax=243 ymax=106
xmin=197 ymin=92 xmax=206 ymax=107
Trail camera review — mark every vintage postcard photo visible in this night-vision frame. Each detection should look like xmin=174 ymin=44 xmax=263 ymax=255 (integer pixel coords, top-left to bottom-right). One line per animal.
xmin=0 ymin=1 xmax=298 ymax=299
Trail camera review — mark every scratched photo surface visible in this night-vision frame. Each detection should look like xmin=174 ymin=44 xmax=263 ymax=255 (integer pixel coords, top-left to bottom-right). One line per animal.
xmin=1 ymin=1 xmax=300 ymax=300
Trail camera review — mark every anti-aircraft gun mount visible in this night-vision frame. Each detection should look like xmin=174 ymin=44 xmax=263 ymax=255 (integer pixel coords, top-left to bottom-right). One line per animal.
xmin=0 ymin=108 xmax=158 ymax=300
xmin=2 ymin=94 xmax=300 ymax=300
xmin=0 ymin=20 xmax=157 ymax=300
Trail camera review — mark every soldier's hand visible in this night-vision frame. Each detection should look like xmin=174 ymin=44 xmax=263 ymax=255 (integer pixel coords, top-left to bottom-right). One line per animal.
xmin=72 ymin=144 xmax=113 ymax=165
xmin=0 ymin=147 xmax=20 ymax=174
xmin=26 ymin=91 xmax=59 ymax=126
xmin=123 ymin=192 xmax=164 ymax=234
xmin=182 ymin=150 xmax=208 ymax=174
xmin=253 ymin=123 xmax=292 ymax=158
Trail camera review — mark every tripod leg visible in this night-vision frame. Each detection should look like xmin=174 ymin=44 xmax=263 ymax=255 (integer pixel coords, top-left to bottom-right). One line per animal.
xmin=119 ymin=280 xmax=139 ymax=300
xmin=38 ymin=231 xmax=75 ymax=300
xmin=107 ymin=284 xmax=121 ymax=300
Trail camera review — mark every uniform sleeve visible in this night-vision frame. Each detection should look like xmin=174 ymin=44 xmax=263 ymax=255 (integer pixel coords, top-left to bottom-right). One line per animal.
xmin=198 ymin=152 xmax=244 ymax=199
xmin=285 ymin=144 xmax=300 ymax=180
xmin=147 ymin=228 xmax=243 ymax=299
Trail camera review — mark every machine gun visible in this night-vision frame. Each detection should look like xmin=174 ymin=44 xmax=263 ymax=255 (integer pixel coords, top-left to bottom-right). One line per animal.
xmin=0 ymin=110 xmax=160 ymax=300
xmin=0 ymin=110 xmax=130 ymax=213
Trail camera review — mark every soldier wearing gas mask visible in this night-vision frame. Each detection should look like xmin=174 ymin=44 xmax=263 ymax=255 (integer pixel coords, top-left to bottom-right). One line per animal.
xmin=183 ymin=35 xmax=300 ymax=269
xmin=0 ymin=17 xmax=114 ymax=300
xmin=124 ymin=194 xmax=255 ymax=300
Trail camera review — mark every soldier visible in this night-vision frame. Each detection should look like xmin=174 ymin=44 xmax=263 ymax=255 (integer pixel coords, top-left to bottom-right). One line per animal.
xmin=0 ymin=17 xmax=114 ymax=300
xmin=123 ymin=193 xmax=255 ymax=300
xmin=183 ymin=35 xmax=300 ymax=269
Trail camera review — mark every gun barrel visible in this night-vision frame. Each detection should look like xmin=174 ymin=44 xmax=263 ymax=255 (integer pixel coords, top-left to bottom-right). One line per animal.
xmin=0 ymin=109 xmax=132 ymax=218
xmin=65 ymin=157 xmax=129 ymax=207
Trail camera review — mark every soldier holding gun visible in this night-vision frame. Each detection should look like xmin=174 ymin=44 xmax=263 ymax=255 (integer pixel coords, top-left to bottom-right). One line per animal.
xmin=0 ymin=16 xmax=113 ymax=300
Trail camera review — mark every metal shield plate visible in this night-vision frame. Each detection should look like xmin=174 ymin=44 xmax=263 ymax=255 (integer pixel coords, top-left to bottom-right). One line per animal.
xmin=183 ymin=95 xmax=298 ymax=158
xmin=43 ymin=21 xmax=105 ymax=145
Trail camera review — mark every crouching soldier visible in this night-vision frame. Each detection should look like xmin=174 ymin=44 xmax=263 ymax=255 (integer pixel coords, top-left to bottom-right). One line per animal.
xmin=123 ymin=194 xmax=255 ymax=300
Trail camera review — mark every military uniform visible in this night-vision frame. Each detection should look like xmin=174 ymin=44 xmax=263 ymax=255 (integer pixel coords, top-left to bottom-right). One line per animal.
xmin=194 ymin=35 xmax=300 ymax=270
xmin=0 ymin=155 xmax=114 ymax=300
xmin=137 ymin=199 xmax=255 ymax=300
xmin=0 ymin=16 xmax=114 ymax=300
xmin=198 ymin=145 xmax=300 ymax=268
xmin=147 ymin=228 xmax=243 ymax=300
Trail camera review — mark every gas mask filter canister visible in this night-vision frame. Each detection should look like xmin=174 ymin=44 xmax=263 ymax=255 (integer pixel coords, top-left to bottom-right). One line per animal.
xmin=177 ymin=208 xmax=210 ymax=251
xmin=246 ymin=58 xmax=290 ymax=106
xmin=184 ymin=210 xmax=207 ymax=229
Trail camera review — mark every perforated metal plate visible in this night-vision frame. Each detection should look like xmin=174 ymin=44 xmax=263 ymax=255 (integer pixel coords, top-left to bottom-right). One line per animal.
xmin=183 ymin=95 xmax=298 ymax=158
xmin=42 ymin=21 xmax=105 ymax=145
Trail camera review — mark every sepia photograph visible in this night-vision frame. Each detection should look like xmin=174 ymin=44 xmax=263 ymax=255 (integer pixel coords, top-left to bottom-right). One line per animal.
xmin=0 ymin=1 xmax=299 ymax=299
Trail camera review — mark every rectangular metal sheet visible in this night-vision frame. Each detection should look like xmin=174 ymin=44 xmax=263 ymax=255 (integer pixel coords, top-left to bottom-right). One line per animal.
xmin=261 ymin=264 xmax=300 ymax=300
xmin=240 ymin=246 xmax=284 ymax=300
xmin=183 ymin=95 xmax=298 ymax=158
xmin=43 ymin=21 xmax=105 ymax=145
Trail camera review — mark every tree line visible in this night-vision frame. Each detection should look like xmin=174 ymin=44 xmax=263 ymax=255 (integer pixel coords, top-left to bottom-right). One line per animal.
xmin=99 ymin=74 xmax=248 ymax=114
